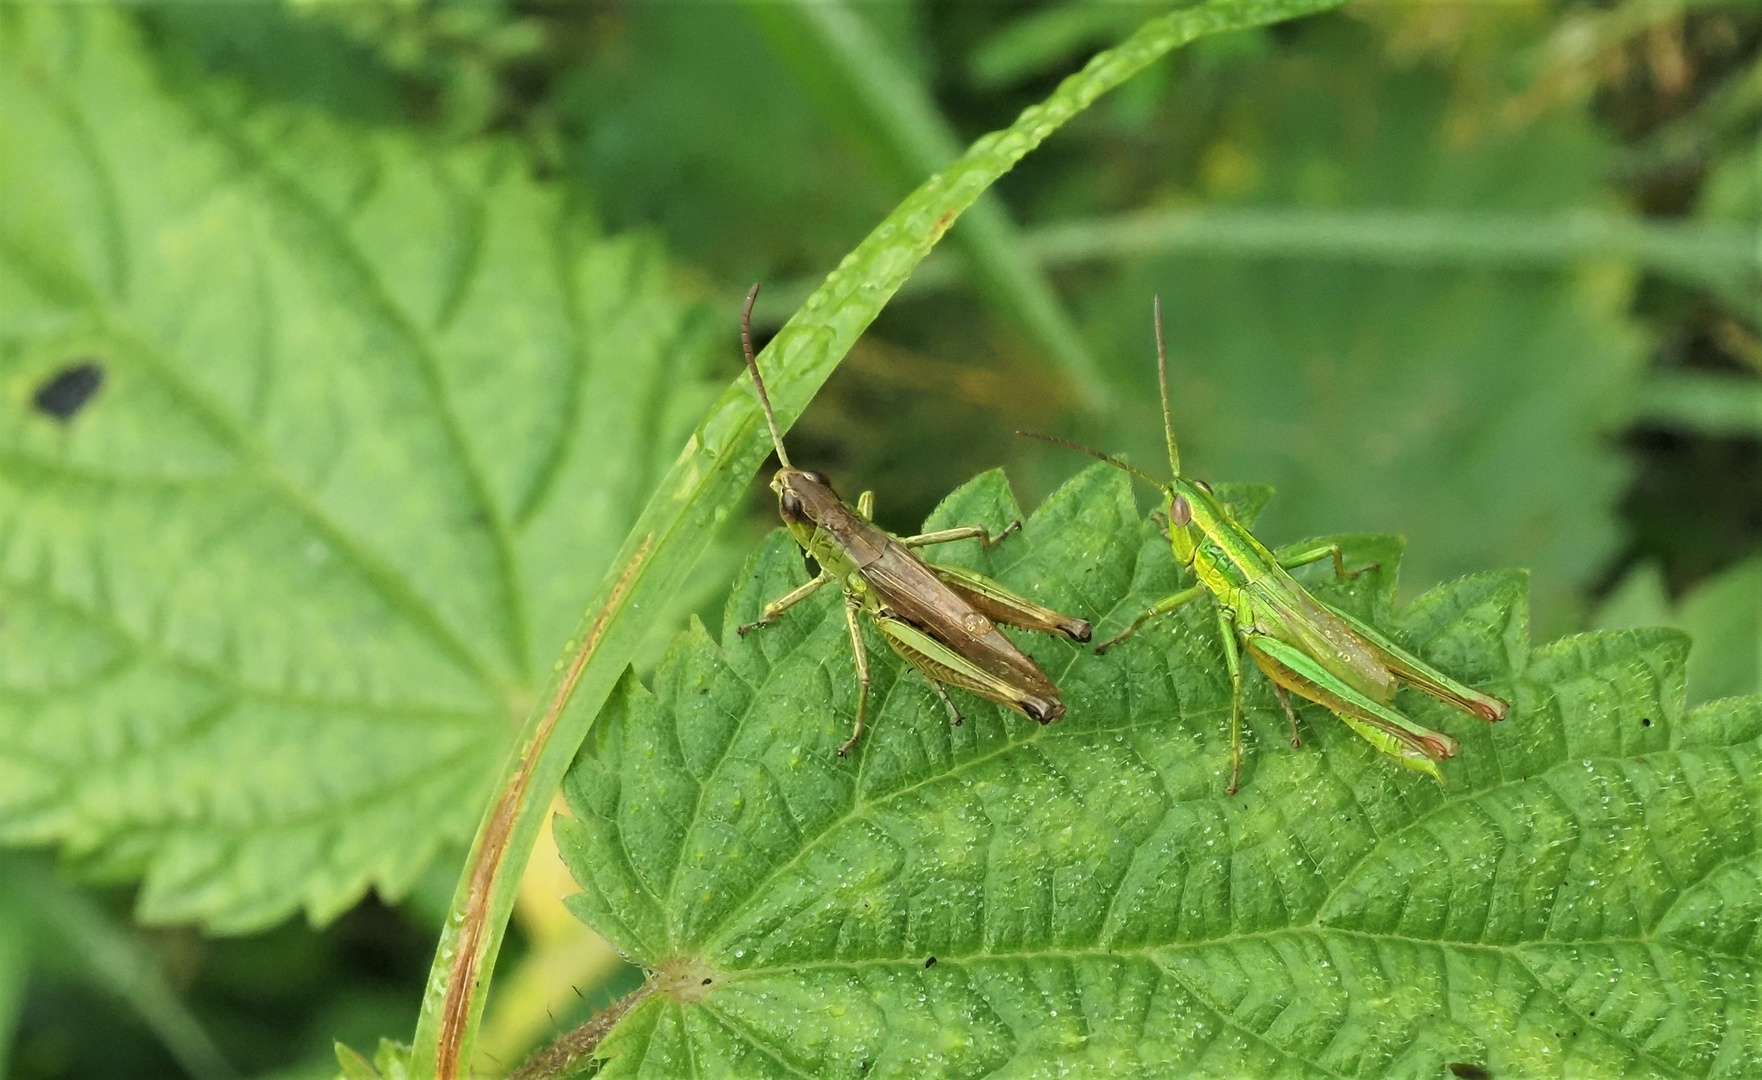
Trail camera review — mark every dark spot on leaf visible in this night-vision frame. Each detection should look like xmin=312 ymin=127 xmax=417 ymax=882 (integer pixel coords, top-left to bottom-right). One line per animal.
xmin=33 ymin=361 xmax=104 ymax=420
xmin=699 ymin=687 xmax=709 ymax=695
xmin=1448 ymin=1065 xmax=1491 ymax=1080
xmin=924 ymin=956 xmax=936 ymax=968
xmin=1642 ymin=717 xmax=1652 ymax=727
xmin=701 ymin=977 xmax=712 ymax=986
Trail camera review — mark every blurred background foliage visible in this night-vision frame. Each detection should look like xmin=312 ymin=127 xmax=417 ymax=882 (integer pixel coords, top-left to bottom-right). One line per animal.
xmin=3 ymin=0 xmax=1758 ymax=1076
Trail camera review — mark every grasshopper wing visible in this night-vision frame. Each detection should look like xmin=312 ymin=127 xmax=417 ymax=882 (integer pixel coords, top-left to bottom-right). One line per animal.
xmin=860 ymin=541 xmax=1060 ymax=700
xmin=1318 ymin=604 xmax=1508 ymax=722
xmin=1258 ymin=580 xmax=1398 ymax=704
xmin=928 ymin=562 xmax=1092 ymax=642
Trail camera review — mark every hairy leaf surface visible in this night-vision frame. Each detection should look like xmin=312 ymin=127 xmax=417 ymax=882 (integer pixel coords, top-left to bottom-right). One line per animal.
xmin=560 ymin=464 xmax=1762 ymax=1079
xmin=0 ymin=7 xmax=723 ymax=931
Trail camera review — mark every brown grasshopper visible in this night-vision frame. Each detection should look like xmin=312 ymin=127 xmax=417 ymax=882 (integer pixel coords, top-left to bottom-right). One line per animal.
xmin=734 ymin=285 xmax=1092 ymax=755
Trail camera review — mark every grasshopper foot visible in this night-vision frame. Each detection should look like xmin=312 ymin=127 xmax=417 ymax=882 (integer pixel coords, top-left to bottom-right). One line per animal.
xmin=1094 ymin=631 xmax=1129 ymax=656
xmin=981 ymin=520 xmax=1023 ymax=549
xmin=837 ymin=716 xmax=866 ymax=757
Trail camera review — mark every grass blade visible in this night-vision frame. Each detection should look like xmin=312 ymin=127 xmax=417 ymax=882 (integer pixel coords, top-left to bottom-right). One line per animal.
xmin=749 ymin=205 xmax=1759 ymax=323
xmin=746 ymin=0 xmax=1115 ymax=410
xmin=1635 ymin=371 xmax=1762 ymax=436
xmin=407 ymin=2 xmax=1349 ymax=1076
xmin=4 ymin=858 xmax=237 ymax=1080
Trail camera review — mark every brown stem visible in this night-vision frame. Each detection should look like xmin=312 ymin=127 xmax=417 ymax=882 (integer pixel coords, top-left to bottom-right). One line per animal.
xmin=507 ymin=981 xmax=656 ymax=1080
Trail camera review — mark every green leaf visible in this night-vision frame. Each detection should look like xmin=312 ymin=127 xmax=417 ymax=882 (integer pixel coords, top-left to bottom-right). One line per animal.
xmin=1598 ymin=558 xmax=1762 ymax=706
xmin=0 ymin=6 xmax=724 ymax=931
xmin=559 ymin=464 xmax=1760 ymax=1078
xmin=335 ymin=1043 xmax=381 ymax=1080
xmin=334 ymin=1038 xmax=412 ymax=1080
xmin=1675 ymin=560 xmax=1762 ymax=705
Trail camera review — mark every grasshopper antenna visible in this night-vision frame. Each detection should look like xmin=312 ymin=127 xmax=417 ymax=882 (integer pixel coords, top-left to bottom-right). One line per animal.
xmin=1018 ymin=430 xmax=1165 ymax=489
xmin=1153 ymin=295 xmax=1180 ymax=479
xmin=740 ymin=282 xmax=791 ymax=469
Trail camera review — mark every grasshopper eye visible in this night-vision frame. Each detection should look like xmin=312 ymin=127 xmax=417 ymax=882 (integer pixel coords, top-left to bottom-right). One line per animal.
xmin=802 ymin=470 xmax=830 ymax=486
xmin=780 ymin=490 xmax=805 ymax=520
xmin=1194 ymin=479 xmax=1213 ymax=495
xmin=1170 ymin=494 xmax=1192 ymax=526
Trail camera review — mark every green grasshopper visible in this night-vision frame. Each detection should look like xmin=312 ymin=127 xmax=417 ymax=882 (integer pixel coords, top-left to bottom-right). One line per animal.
xmin=734 ymin=285 xmax=1093 ymax=756
xmin=1030 ymin=298 xmax=1507 ymax=794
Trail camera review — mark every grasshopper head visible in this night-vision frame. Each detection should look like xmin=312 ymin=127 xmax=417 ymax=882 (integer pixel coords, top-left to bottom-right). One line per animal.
xmin=1162 ymin=475 xmax=1220 ymax=570
xmin=1166 ymin=476 xmax=1216 ymax=529
xmin=771 ymin=467 xmax=842 ymax=538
